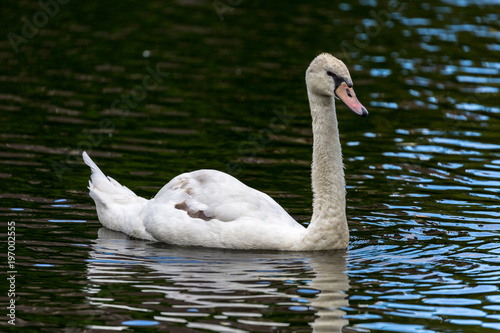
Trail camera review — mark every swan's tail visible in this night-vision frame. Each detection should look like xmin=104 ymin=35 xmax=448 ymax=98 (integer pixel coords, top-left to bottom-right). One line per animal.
xmin=82 ymin=152 xmax=154 ymax=240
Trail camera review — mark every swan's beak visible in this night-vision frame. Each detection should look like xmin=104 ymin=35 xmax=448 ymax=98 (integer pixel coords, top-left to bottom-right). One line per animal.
xmin=335 ymin=82 xmax=368 ymax=118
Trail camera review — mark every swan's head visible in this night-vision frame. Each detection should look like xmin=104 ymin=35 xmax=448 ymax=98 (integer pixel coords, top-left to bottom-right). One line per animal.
xmin=306 ymin=53 xmax=368 ymax=117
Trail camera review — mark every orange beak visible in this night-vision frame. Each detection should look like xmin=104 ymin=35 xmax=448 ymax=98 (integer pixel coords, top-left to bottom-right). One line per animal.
xmin=335 ymin=82 xmax=368 ymax=117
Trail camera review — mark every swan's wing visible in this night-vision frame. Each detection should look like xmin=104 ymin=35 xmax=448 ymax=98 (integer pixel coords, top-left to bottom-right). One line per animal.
xmin=153 ymin=169 xmax=300 ymax=227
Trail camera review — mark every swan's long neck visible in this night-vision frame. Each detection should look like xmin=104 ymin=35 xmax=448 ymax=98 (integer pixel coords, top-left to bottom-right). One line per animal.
xmin=302 ymin=90 xmax=348 ymax=250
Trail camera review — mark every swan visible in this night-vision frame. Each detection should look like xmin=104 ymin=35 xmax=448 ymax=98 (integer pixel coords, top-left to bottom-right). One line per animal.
xmin=83 ymin=53 xmax=368 ymax=251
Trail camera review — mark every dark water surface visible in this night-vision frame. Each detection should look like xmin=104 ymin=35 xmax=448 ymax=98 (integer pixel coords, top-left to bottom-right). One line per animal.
xmin=1 ymin=0 xmax=500 ymax=332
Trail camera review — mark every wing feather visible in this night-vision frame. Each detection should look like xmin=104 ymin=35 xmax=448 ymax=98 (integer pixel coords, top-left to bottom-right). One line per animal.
xmin=154 ymin=169 xmax=298 ymax=226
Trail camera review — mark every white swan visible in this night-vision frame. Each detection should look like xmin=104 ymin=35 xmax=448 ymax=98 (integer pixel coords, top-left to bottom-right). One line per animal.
xmin=83 ymin=53 xmax=367 ymax=251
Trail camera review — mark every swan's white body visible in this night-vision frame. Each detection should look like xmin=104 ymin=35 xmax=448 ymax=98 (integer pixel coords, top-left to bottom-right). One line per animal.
xmin=84 ymin=53 xmax=367 ymax=251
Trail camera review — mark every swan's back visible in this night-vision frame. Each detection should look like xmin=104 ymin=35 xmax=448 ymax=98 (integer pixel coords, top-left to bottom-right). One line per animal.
xmin=144 ymin=169 xmax=305 ymax=249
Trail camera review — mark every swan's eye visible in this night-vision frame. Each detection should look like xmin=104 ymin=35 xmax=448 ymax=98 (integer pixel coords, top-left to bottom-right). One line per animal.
xmin=327 ymin=71 xmax=345 ymax=90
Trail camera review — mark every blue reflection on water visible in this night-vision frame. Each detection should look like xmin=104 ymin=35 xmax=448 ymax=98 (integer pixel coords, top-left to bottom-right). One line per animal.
xmin=122 ymin=320 xmax=159 ymax=326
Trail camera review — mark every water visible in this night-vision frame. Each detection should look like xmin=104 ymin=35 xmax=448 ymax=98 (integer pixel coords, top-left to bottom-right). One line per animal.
xmin=1 ymin=0 xmax=500 ymax=331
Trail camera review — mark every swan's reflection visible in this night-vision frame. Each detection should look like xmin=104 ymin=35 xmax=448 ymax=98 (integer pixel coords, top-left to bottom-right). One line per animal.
xmin=85 ymin=228 xmax=349 ymax=332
